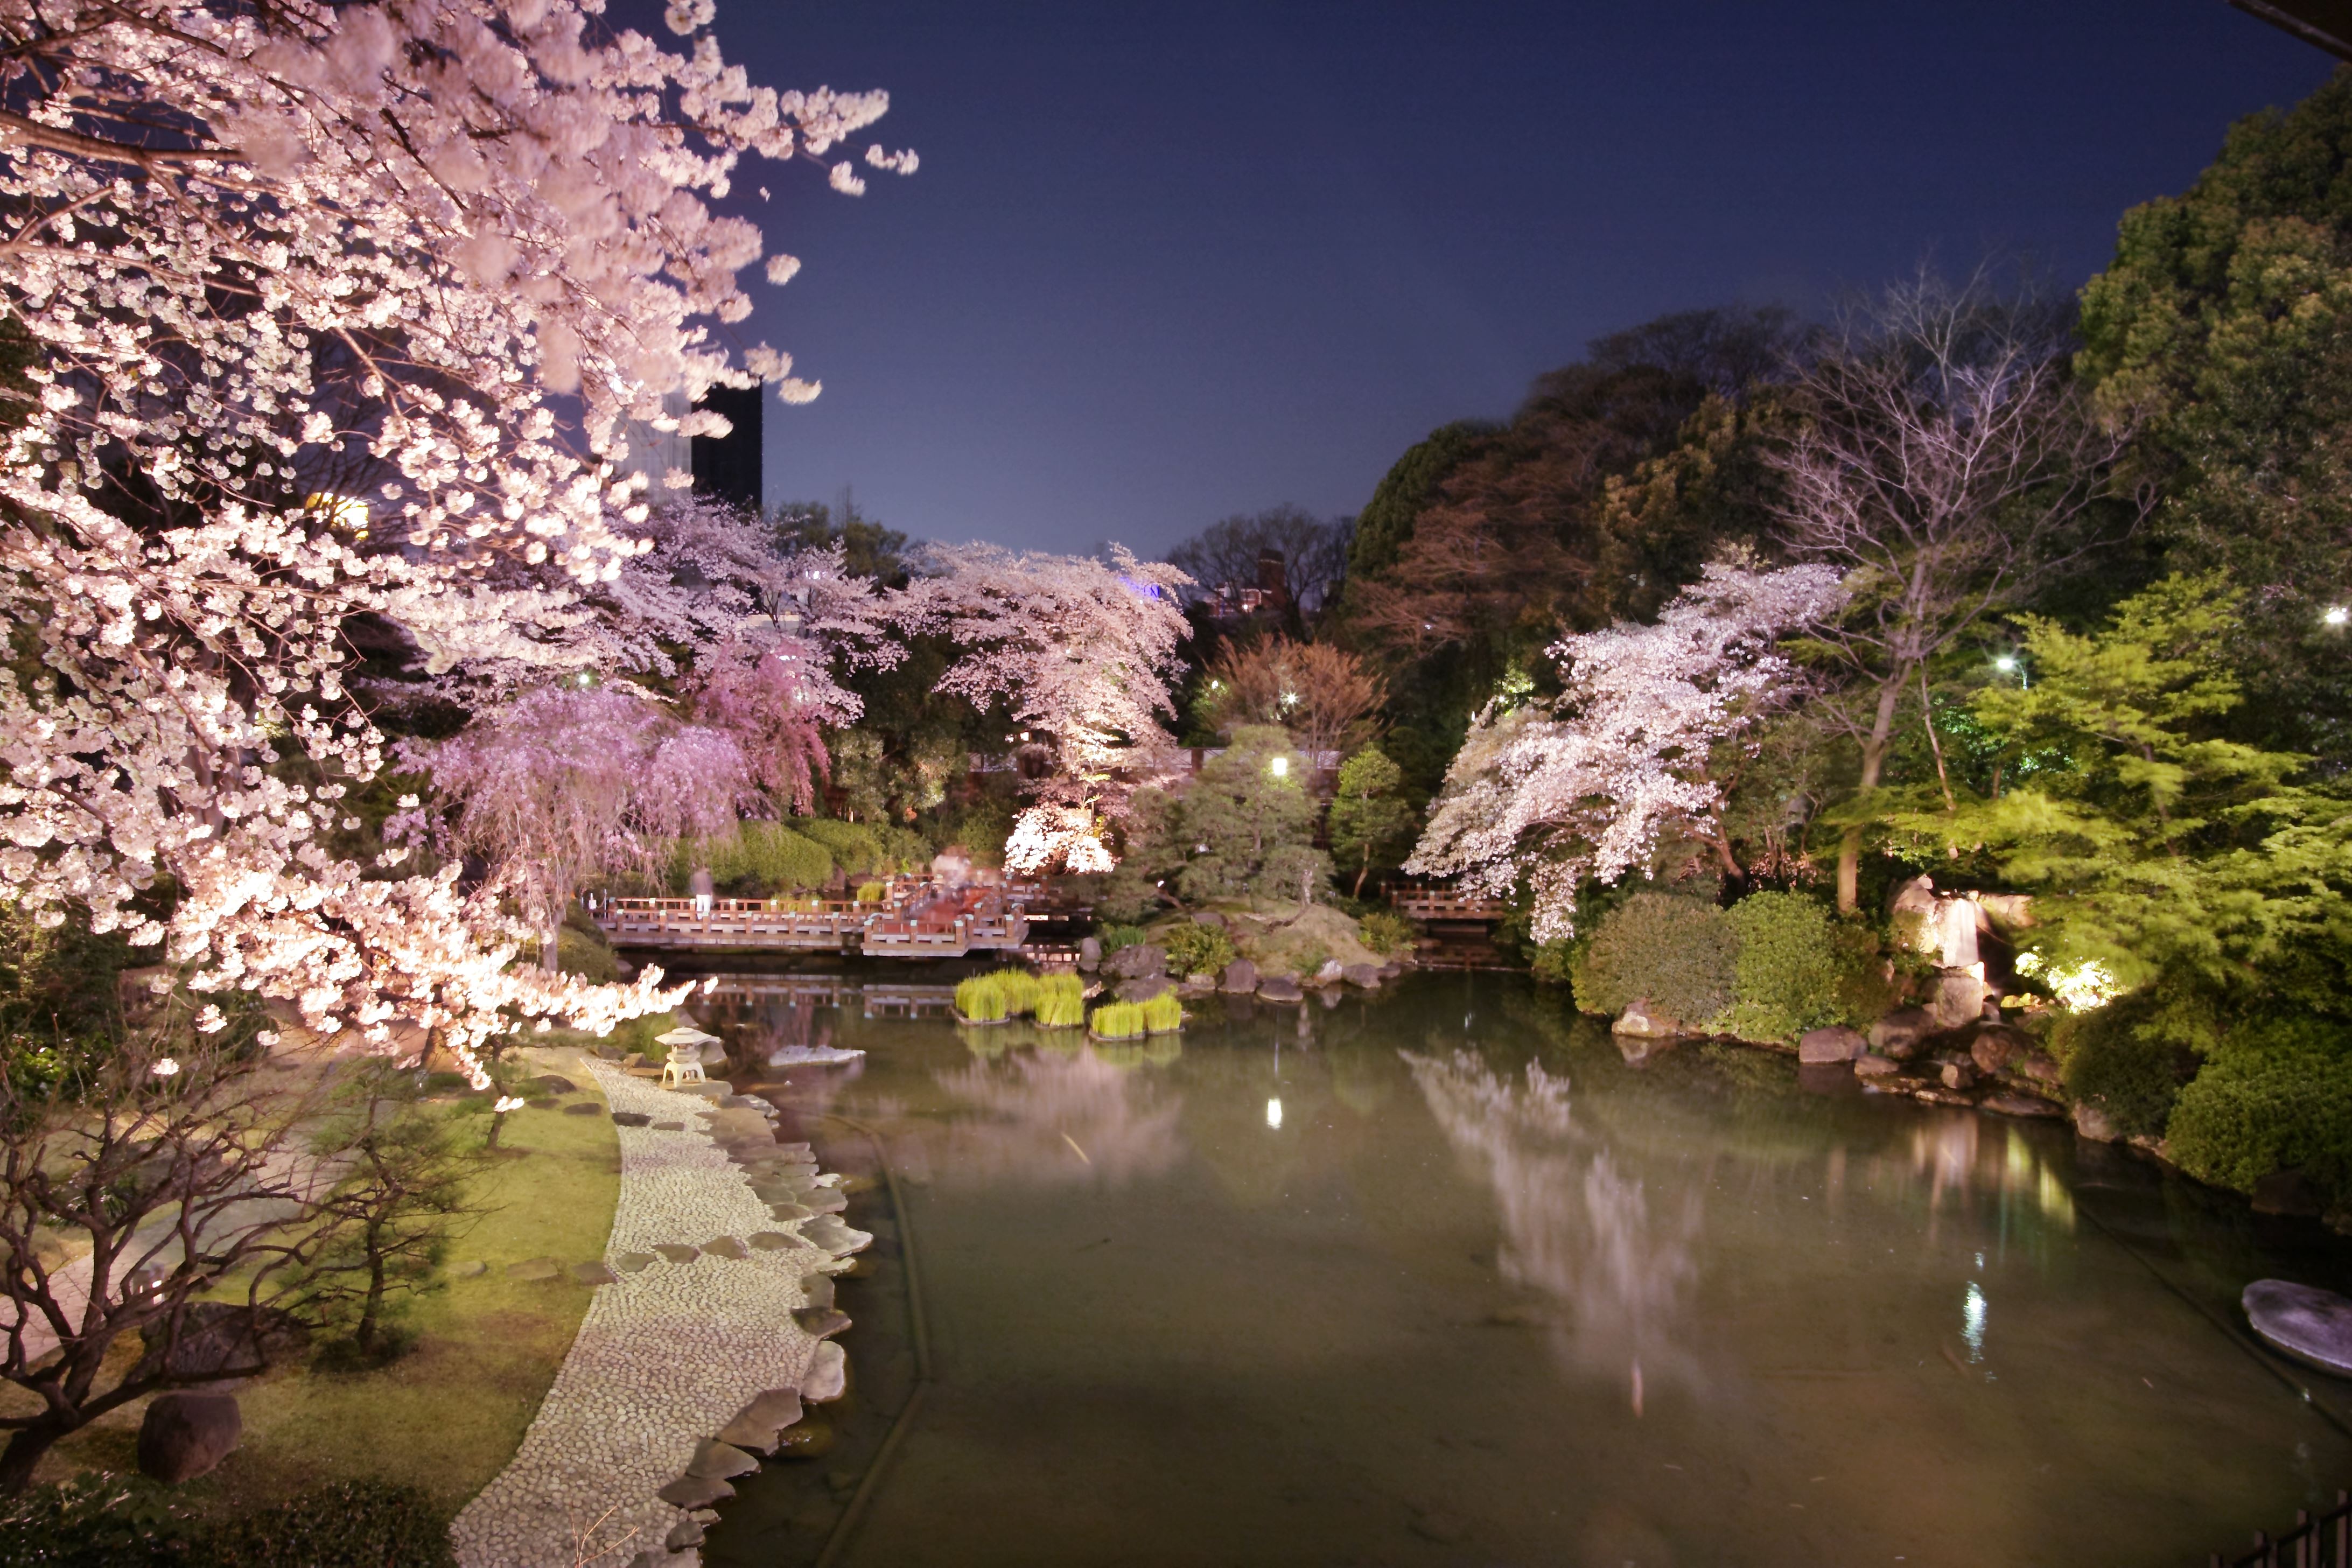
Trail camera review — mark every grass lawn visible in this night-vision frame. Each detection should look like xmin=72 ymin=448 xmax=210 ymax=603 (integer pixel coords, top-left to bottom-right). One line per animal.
xmin=33 ymin=1042 xmax=621 ymax=1520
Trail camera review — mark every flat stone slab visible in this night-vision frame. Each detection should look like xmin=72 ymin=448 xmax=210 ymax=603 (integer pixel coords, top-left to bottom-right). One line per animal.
xmin=654 ymin=1243 xmax=702 ymax=1265
xmin=562 ymin=1101 xmax=604 ymax=1117
xmin=611 ymin=1111 xmax=652 ymax=1128
xmin=718 ymin=1389 xmax=804 ymax=1454
xmin=687 ymin=1439 xmax=760 ymax=1480
xmin=450 ymin=1259 xmax=487 ymax=1279
xmin=748 ymin=1231 xmax=809 ymax=1251
xmin=702 ymin=1236 xmax=750 ymax=1261
xmin=656 ymin=1474 xmax=736 ymax=1509
xmin=613 ymin=1251 xmax=658 ymax=1273
xmin=792 ymin=1307 xmax=851 ymax=1340
xmin=800 ymin=1341 xmax=847 ymax=1403
xmin=1982 ymin=1092 xmax=2063 ymax=1119
xmin=1256 ymin=976 xmax=1304 ymax=1003
xmin=506 ymin=1257 xmax=561 ymax=1282
xmin=652 ymin=1119 xmax=685 ymax=1131
xmin=526 ymin=1074 xmax=577 ymax=1095
xmin=572 ymin=1261 xmax=620 ymax=1286
xmin=2246 ymin=1280 xmax=2352 ymax=1376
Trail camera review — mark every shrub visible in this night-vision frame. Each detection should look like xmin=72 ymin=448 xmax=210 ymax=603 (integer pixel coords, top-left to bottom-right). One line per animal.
xmin=1160 ymin=922 xmax=1236 ymax=978
xmin=1140 ymin=992 xmax=1185 ymax=1033
xmin=1830 ymin=920 xmax=1909 ymax=1025
xmin=1097 ymin=924 xmax=1148 ymax=953
xmin=2053 ymin=987 xmax=2205 ymax=1139
xmin=855 ymin=881 xmax=888 ymax=904
xmin=954 ymin=973 xmax=1010 ymax=1021
xmin=1573 ymin=892 xmax=1738 ymax=1025
xmin=797 ymin=818 xmax=884 ymax=875
xmin=2167 ymin=1016 xmax=2352 ymax=1203
xmin=1091 ymin=1000 xmax=1146 ymax=1040
xmin=1721 ymin=892 xmax=1842 ymax=1042
xmin=687 ymin=820 xmax=833 ymax=894
xmin=555 ymin=926 xmax=619 ymax=984
xmin=1357 ymin=910 xmax=1414 ymax=957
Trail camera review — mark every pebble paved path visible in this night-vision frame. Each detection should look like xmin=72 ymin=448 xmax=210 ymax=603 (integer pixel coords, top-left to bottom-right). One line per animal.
xmin=450 ymin=1055 xmax=864 ymax=1568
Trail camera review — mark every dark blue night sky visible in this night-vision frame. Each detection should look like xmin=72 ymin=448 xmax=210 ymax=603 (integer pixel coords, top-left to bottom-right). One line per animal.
xmin=674 ymin=2 xmax=2329 ymax=557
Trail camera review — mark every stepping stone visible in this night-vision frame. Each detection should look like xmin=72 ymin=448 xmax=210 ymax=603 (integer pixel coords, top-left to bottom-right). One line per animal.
xmin=750 ymin=1231 xmax=810 ymax=1251
xmin=450 ymin=1259 xmax=487 ymax=1279
xmin=2246 ymin=1280 xmax=2352 ymax=1375
xmin=654 ymin=1243 xmax=701 ymax=1265
xmin=524 ymin=1097 xmax=557 ymax=1111
xmin=800 ymin=1340 xmax=847 ymax=1403
xmin=657 ymin=1474 xmax=735 ymax=1509
xmin=802 ymin=1216 xmax=870 ymax=1257
xmin=562 ymin=1101 xmax=603 ymax=1116
xmin=614 ymin=1251 xmax=658 ymax=1273
xmin=799 ymin=1273 xmax=835 ymax=1309
xmin=687 ymin=1438 xmax=760 ymax=1480
xmin=506 ymin=1257 xmax=561 ymax=1282
xmin=702 ymin=1236 xmax=750 ymax=1260
xmin=718 ymin=1389 xmax=804 ymax=1454
xmin=1982 ymin=1093 xmax=2063 ymax=1119
xmin=666 ymin=1518 xmax=706 ymax=1551
xmin=653 ymin=1120 xmax=685 ymax=1131
xmin=572 ymin=1261 xmax=619 ymax=1286
xmin=527 ymin=1074 xmax=576 ymax=1095
xmin=793 ymin=1307 xmax=851 ymax=1340
xmin=720 ymin=1095 xmax=771 ymax=1111
xmin=768 ymin=1203 xmax=816 ymax=1224
xmin=803 ymin=1188 xmax=848 ymax=1215
xmin=611 ymin=1111 xmax=651 ymax=1128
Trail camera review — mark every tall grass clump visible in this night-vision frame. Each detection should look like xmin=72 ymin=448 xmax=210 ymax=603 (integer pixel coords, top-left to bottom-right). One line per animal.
xmin=1140 ymin=992 xmax=1184 ymax=1033
xmin=1035 ymin=974 xmax=1087 ymax=1028
xmin=954 ymin=972 xmax=1011 ymax=1022
xmin=1091 ymin=1000 xmax=1146 ymax=1040
xmin=956 ymin=968 xmax=1075 ymax=1024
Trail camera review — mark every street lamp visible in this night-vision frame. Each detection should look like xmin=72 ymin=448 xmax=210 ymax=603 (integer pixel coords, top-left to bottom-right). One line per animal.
xmin=1269 ymin=755 xmax=1289 ymax=779
xmin=2326 ymin=606 xmax=2349 ymax=628
xmin=1995 ymin=655 xmax=2029 ymax=689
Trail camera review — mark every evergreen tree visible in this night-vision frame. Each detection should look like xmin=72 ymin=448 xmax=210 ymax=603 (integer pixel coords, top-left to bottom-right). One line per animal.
xmin=1328 ymin=747 xmax=1416 ymax=898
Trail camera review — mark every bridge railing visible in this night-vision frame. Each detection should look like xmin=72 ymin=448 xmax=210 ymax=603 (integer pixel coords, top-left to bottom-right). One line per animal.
xmin=1389 ymin=889 xmax=1509 ymax=922
xmin=2215 ymin=1490 xmax=2352 ymax=1567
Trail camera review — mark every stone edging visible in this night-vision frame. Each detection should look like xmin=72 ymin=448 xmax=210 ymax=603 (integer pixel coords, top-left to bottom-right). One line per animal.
xmin=450 ymin=1055 xmax=869 ymax=1568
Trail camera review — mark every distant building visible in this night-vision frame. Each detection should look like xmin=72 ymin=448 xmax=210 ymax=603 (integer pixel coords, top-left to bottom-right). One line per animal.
xmin=1202 ymin=549 xmax=1293 ymax=621
xmin=613 ymin=384 xmax=764 ymax=513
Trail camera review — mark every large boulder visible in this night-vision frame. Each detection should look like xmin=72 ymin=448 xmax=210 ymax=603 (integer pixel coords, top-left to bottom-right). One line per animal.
xmin=1105 ymin=943 xmax=1167 ymax=981
xmin=1932 ymin=972 xmax=1989 ymax=1029
xmin=1854 ymin=1053 xmax=1899 ymax=1079
xmin=1115 ymin=976 xmax=1173 ymax=1003
xmin=1797 ymin=1026 xmax=1867 ymax=1065
xmin=1077 ymin=935 xmax=1102 ymax=972
xmin=1220 ymin=958 xmax=1259 ymax=995
xmin=1867 ymin=1007 xmax=1936 ymax=1060
xmin=1341 ymin=963 xmax=1382 ymax=989
xmin=1968 ymin=1024 xmax=2034 ymax=1074
xmin=138 ymin=1392 xmax=242 ymax=1483
xmin=2073 ymin=1101 xmax=2122 ymax=1143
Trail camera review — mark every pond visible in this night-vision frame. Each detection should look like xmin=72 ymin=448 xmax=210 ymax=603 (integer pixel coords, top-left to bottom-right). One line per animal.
xmin=688 ymin=971 xmax=2352 ymax=1567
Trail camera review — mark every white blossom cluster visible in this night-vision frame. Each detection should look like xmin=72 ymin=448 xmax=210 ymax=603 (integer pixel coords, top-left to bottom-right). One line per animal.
xmin=1409 ymin=563 xmax=1846 ymax=941
xmin=0 ymin=0 xmax=906 ymax=1080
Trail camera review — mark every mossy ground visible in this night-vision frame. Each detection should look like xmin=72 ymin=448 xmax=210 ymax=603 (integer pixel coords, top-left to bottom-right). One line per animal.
xmin=19 ymin=1042 xmax=620 ymax=1520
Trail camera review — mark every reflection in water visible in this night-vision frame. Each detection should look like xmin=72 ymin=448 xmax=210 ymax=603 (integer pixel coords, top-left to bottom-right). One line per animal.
xmin=930 ymin=1046 xmax=1185 ymax=1188
xmin=1405 ymin=1049 xmax=1700 ymax=1413
xmin=1963 ymin=1279 xmax=1988 ymax=1363
xmin=1898 ymin=1111 xmax=2076 ymax=1246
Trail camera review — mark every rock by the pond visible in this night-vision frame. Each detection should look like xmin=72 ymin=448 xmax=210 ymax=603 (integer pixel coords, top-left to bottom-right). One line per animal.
xmin=793 ymin=1306 xmax=852 ymax=1339
xmin=1115 ymin=975 xmax=1173 ymax=1003
xmin=138 ymin=1392 xmax=242 ymax=1483
xmin=701 ymin=1235 xmax=750 ymax=1260
xmin=800 ymin=1273 xmax=836 ymax=1309
xmin=614 ymin=1251 xmax=658 ymax=1273
xmin=611 ymin=1110 xmax=652 ymax=1128
xmin=718 ymin=1388 xmax=804 ymax=1454
xmin=2245 ymin=1279 xmax=2352 ymax=1375
xmin=656 ymin=1473 xmax=735 ymax=1509
xmin=1982 ymin=1093 xmax=2063 ymax=1120
xmin=2072 ymin=1101 xmax=2122 ymax=1142
xmin=1969 ymin=1024 xmax=2033 ymax=1074
xmin=1934 ymin=971 xmax=1989 ymax=1029
xmin=450 ymin=1259 xmax=488 ymax=1278
xmin=2011 ymin=1050 xmax=2063 ymax=1088
xmin=1191 ymin=911 xmax=1227 ymax=927
xmin=803 ymin=1215 xmax=871 ymax=1256
xmin=571 ymin=1261 xmax=620 ymax=1286
xmin=801 ymin=1340 xmax=848 ymax=1402
xmin=1798 ymin=1026 xmax=1867 ymax=1064
xmin=1257 ymin=975 xmax=1304 ymax=1003
xmin=1868 ymin=1007 xmax=1936 ymax=1060
xmin=1220 ymin=958 xmax=1259 ymax=995
xmin=1179 ymin=971 xmax=1219 ymax=997
xmin=1314 ymin=959 xmax=1345 ymax=986
xmin=506 ymin=1256 xmax=561 ymax=1282
xmin=1613 ymin=998 xmax=1679 ymax=1041
xmin=665 ymin=1517 xmax=706 ymax=1552
xmin=2255 ymin=1170 xmax=2326 ymax=1219
xmin=526 ymin=1074 xmax=576 ymax=1095
xmin=774 ymin=1417 xmax=835 ymax=1460
xmin=1342 ymin=963 xmax=1382 ymax=988
xmin=687 ymin=1438 xmax=761 ymax=1480
xmin=1078 ymin=935 xmax=1102 ymax=970
xmin=1854 ymin=1053 xmax=1899 ymax=1078
xmin=1105 ymin=942 xmax=1167 ymax=980
xmin=562 ymin=1100 xmax=604 ymax=1117
xmin=1938 ymin=1061 xmax=1976 ymax=1091
xmin=654 ymin=1243 xmax=702 ymax=1264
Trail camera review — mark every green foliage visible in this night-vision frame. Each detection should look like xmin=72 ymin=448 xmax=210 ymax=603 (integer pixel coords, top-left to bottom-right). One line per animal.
xmin=1573 ymin=892 xmax=1738 ymax=1024
xmin=954 ymin=970 xmax=1083 ymax=1027
xmin=554 ymin=925 xmax=618 ymax=983
xmin=1357 ymin=910 xmax=1414 ymax=957
xmin=1035 ymin=976 xmax=1088 ymax=1028
xmin=1141 ymin=992 xmax=1184 ymax=1033
xmin=1091 ymin=993 xmax=1181 ymax=1039
xmin=1098 ymin=786 xmax=1180 ymax=922
xmin=684 ymin=820 xmax=834 ymax=894
xmin=0 ymin=1475 xmax=453 ymax=1567
xmin=1158 ymin=922 xmax=1235 ymax=978
xmin=795 ymin=818 xmax=884 ymax=875
xmin=854 ymin=881 xmax=888 ymax=903
xmin=1097 ymin=924 xmax=1148 ymax=953
xmin=1721 ymin=892 xmax=1842 ymax=1042
xmin=1327 ymin=747 xmax=1417 ymax=895
xmin=2166 ymin=1015 xmax=2352 ymax=1203
xmin=1173 ymin=726 xmax=1331 ymax=905
xmin=1829 ymin=920 xmax=1909 ymax=1027
xmin=953 ymin=972 xmax=1016 ymax=1022
xmin=1530 ymin=939 xmax=1576 ymax=988
xmin=1345 ymin=419 xmax=1491 ymax=580
xmin=2052 ymin=987 xmax=2202 ymax=1139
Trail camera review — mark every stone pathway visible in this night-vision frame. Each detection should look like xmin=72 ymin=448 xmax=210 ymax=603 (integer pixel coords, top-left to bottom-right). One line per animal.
xmin=450 ymin=1055 xmax=869 ymax=1568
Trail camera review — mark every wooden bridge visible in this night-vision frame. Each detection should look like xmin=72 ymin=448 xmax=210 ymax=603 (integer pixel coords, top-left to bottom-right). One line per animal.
xmin=1388 ymin=885 xmax=1516 ymax=971
xmin=594 ymin=880 xmax=1065 ymax=960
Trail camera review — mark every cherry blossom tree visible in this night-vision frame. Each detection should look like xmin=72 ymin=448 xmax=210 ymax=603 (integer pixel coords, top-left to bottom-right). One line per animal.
xmin=1408 ymin=562 xmax=1846 ymax=941
xmin=0 ymin=1 xmax=908 ymax=1073
xmin=398 ymin=688 xmax=751 ymax=970
xmin=901 ymin=545 xmax=1191 ymax=873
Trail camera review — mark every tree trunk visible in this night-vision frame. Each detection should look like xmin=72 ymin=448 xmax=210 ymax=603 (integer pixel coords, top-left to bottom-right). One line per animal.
xmin=356 ymin=1241 xmax=387 ymax=1355
xmin=1837 ymin=676 xmax=1907 ymax=915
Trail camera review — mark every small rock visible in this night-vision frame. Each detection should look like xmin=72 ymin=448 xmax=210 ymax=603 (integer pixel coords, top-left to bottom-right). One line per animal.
xmin=1982 ymin=1093 xmax=2063 ymax=1120
xmin=2255 ymin=1170 xmax=2326 ymax=1219
xmin=1179 ymin=971 xmax=1219 ymax=996
xmin=654 ymin=1243 xmax=701 ymax=1264
xmin=1853 ymin=1053 xmax=1899 ymax=1078
xmin=794 ymin=1307 xmax=851 ymax=1339
xmin=526 ymin=1074 xmax=576 ymax=1095
xmin=1078 ymin=935 xmax=1102 ymax=970
xmin=1938 ymin=1061 xmax=1976 ymax=1091
xmin=1256 ymin=975 xmax=1303 ymax=1003
xmin=656 ymin=1474 xmax=736 ymax=1509
xmin=664 ymin=1518 xmax=706 ymax=1551
xmin=450 ymin=1259 xmax=487 ymax=1278
xmin=1798 ymin=1026 xmax=1867 ymax=1064
xmin=592 ymin=1045 xmax=625 ymax=1061
xmin=1613 ymin=998 xmax=1679 ymax=1041
xmin=1342 ymin=963 xmax=1381 ymax=988
xmin=688 ymin=1439 xmax=761 ymax=1480
xmin=702 ymin=1236 xmax=750 ymax=1260
xmin=1105 ymin=942 xmax=1168 ymax=980
xmin=1314 ymin=959 xmax=1344 ymax=985
xmin=801 ymin=1340 xmax=848 ymax=1402
xmin=1115 ymin=975 xmax=1173 ymax=1003
xmin=571 ymin=1261 xmax=619 ymax=1286
xmin=1220 ymin=957 xmax=1258 ymax=994
xmin=749 ymin=1231 xmax=806 ymax=1251
xmin=800 ymin=1273 xmax=836 ymax=1309
xmin=611 ymin=1111 xmax=652 ymax=1128
xmin=1969 ymin=1024 xmax=2033 ymax=1074
xmin=2073 ymin=1101 xmax=2121 ymax=1143
xmin=620 ymin=1052 xmax=647 ymax=1069
xmin=614 ymin=1251 xmax=658 ymax=1273
xmin=653 ymin=1119 xmax=685 ymax=1131
xmin=524 ymin=1098 xmax=557 ymax=1111
xmin=1867 ymin=1007 xmax=1936 ymax=1060
xmin=506 ymin=1256 xmax=561 ymax=1282
xmin=562 ymin=1101 xmax=603 ymax=1117
xmin=137 ymin=1392 xmax=241 ymax=1483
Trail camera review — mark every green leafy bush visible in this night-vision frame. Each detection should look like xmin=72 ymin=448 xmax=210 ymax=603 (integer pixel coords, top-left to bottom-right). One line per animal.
xmin=555 ymin=926 xmax=619 ymax=983
xmin=1573 ymin=892 xmax=1738 ymax=1025
xmin=2167 ymin=1016 xmax=2352 ymax=1202
xmin=796 ymin=818 xmax=884 ymax=875
xmin=1721 ymin=892 xmax=1842 ymax=1042
xmin=1097 ymin=924 xmax=1147 ymax=953
xmin=1159 ymin=922 xmax=1236 ymax=978
xmin=1358 ymin=911 xmax=1414 ymax=957
xmin=855 ymin=880 xmax=888 ymax=903
xmin=2053 ymin=986 xmax=2205 ymax=1138
xmin=685 ymin=821 xmax=834 ymax=894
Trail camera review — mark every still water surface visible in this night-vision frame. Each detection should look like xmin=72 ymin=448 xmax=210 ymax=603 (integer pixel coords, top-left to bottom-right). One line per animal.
xmin=692 ymin=973 xmax=2352 ymax=1567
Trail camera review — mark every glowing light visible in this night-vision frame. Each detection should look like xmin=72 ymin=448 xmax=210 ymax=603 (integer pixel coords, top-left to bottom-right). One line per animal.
xmin=1994 ymin=656 xmax=2016 ymax=672
xmin=2014 ymin=952 xmax=2120 ymax=1010
xmin=1269 ymin=756 xmax=1289 ymax=778
xmin=2328 ymin=606 xmax=2350 ymax=628
xmin=1265 ymin=1096 xmax=1283 ymax=1130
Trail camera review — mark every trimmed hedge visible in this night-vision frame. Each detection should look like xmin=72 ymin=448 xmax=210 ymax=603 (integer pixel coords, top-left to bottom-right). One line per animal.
xmin=796 ymin=818 xmax=884 ymax=876
xmin=1722 ymin=892 xmax=1842 ymax=1042
xmin=1572 ymin=893 xmax=1738 ymax=1025
xmin=687 ymin=820 xmax=834 ymax=894
xmin=2167 ymin=1016 xmax=2352 ymax=1203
